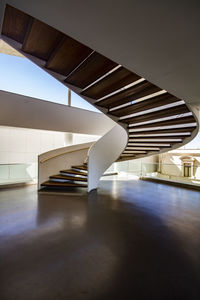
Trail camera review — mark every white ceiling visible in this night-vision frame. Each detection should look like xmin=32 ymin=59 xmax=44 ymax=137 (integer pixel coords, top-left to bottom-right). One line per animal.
xmin=1 ymin=0 xmax=200 ymax=108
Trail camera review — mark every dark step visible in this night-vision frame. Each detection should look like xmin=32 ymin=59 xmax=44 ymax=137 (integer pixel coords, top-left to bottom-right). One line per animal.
xmin=41 ymin=181 xmax=87 ymax=188
xmin=129 ymin=127 xmax=194 ymax=136
xmin=96 ymin=81 xmax=160 ymax=109
xmin=60 ymin=169 xmax=88 ymax=176
xmin=71 ymin=165 xmax=88 ymax=171
xmin=82 ymin=66 xmax=140 ymax=100
xmin=65 ymin=52 xmax=117 ymax=89
xmin=49 ymin=174 xmax=87 ymax=182
xmin=122 ymin=104 xmax=189 ymax=124
xmin=110 ymin=93 xmax=179 ymax=117
xmin=128 ymin=116 xmax=196 ymax=129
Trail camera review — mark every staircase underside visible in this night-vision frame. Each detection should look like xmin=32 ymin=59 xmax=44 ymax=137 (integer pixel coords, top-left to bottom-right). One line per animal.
xmin=1 ymin=4 xmax=198 ymax=190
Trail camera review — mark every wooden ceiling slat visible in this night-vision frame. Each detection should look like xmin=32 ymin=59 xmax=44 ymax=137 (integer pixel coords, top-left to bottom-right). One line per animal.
xmin=46 ymin=36 xmax=93 ymax=76
xmin=123 ymin=105 xmax=189 ymax=124
xmin=110 ymin=93 xmax=179 ymax=117
xmin=22 ymin=19 xmax=64 ymax=60
xmin=81 ymin=67 xmax=141 ymax=99
xmin=96 ymin=81 xmax=161 ymax=108
xmin=2 ymin=5 xmax=31 ymax=43
xmin=65 ymin=52 xmax=117 ymax=89
xmin=129 ymin=116 xmax=196 ymax=129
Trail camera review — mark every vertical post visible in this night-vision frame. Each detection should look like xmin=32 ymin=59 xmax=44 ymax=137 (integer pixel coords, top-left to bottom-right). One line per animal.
xmin=68 ymin=89 xmax=71 ymax=106
xmin=65 ymin=89 xmax=73 ymax=145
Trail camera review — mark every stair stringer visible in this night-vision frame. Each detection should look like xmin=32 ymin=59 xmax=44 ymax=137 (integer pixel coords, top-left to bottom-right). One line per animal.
xmin=88 ymin=124 xmax=128 ymax=192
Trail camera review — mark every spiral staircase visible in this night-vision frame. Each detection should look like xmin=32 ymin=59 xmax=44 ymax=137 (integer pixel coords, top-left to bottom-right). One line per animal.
xmin=1 ymin=5 xmax=198 ymax=191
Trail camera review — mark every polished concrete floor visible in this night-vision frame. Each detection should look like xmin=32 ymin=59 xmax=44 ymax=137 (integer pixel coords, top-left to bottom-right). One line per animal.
xmin=0 ymin=179 xmax=200 ymax=300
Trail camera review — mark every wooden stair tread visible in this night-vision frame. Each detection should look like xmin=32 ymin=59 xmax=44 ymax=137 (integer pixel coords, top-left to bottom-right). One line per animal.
xmin=82 ymin=66 xmax=140 ymax=100
xmin=60 ymin=169 xmax=88 ymax=176
xmin=41 ymin=181 xmax=87 ymax=187
xmin=129 ymin=116 xmax=196 ymax=129
xmin=22 ymin=19 xmax=63 ymax=60
xmin=122 ymin=104 xmax=189 ymax=124
xmin=50 ymin=174 xmax=87 ymax=181
xmin=2 ymin=4 xmax=31 ymax=43
xmin=110 ymin=93 xmax=179 ymax=117
xmin=71 ymin=165 xmax=88 ymax=170
xmin=46 ymin=36 xmax=93 ymax=76
xmin=127 ymin=143 xmax=171 ymax=147
xmin=65 ymin=52 xmax=117 ymax=89
xmin=96 ymin=81 xmax=161 ymax=109
xmin=129 ymin=127 xmax=194 ymax=135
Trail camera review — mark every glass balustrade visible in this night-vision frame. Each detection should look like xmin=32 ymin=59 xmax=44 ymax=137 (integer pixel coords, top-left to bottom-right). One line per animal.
xmin=105 ymin=161 xmax=200 ymax=187
xmin=0 ymin=163 xmax=37 ymax=185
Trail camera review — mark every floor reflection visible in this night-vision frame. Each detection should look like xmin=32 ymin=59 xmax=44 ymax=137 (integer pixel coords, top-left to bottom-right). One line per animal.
xmin=0 ymin=181 xmax=200 ymax=299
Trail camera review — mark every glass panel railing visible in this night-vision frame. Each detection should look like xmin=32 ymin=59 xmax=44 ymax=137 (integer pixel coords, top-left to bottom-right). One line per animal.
xmin=0 ymin=163 xmax=37 ymax=185
xmin=106 ymin=161 xmax=200 ymax=187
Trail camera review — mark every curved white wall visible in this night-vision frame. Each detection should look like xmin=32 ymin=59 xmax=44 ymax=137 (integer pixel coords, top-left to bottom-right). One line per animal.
xmin=88 ymin=124 xmax=128 ymax=192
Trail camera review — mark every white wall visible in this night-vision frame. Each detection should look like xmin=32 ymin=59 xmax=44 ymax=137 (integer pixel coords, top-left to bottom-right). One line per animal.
xmin=0 ymin=126 xmax=65 ymax=164
xmin=0 ymin=126 xmax=100 ymax=164
xmin=73 ymin=133 xmax=99 ymax=145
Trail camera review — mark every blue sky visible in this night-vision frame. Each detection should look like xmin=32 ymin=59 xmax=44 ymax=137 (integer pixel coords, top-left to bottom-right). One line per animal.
xmin=0 ymin=53 xmax=100 ymax=112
